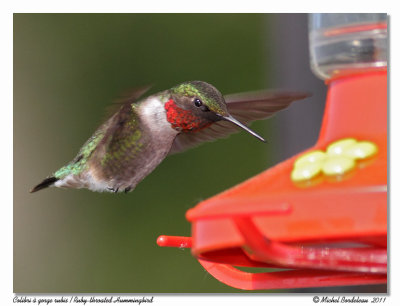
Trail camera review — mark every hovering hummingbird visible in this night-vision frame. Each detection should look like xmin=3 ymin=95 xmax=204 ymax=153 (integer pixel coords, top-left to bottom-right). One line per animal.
xmin=31 ymin=81 xmax=308 ymax=193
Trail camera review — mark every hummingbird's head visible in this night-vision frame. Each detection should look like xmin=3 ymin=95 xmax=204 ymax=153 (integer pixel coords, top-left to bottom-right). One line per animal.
xmin=165 ymin=81 xmax=228 ymax=132
xmin=170 ymin=80 xmax=228 ymax=116
xmin=166 ymin=81 xmax=265 ymax=141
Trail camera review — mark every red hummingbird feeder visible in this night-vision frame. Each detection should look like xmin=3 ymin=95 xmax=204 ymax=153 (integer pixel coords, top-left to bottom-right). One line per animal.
xmin=157 ymin=14 xmax=388 ymax=290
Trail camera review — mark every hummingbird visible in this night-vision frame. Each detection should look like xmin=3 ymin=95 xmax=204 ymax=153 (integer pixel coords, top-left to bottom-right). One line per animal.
xmin=30 ymin=81 xmax=308 ymax=194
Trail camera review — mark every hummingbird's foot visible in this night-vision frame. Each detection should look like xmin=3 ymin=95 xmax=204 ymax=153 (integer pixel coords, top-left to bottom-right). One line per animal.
xmin=107 ymin=186 xmax=132 ymax=193
xmin=124 ymin=187 xmax=132 ymax=193
xmin=107 ymin=186 xmax=119 ymax=193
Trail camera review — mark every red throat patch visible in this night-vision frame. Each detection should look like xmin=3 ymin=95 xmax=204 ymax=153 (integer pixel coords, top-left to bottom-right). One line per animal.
xmin=164 ymin=99 xmax=211 ymax=132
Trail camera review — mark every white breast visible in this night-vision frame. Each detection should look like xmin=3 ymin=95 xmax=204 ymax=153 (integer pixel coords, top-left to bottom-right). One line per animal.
xmin=139 ymin=96 xmax=179 ymax=142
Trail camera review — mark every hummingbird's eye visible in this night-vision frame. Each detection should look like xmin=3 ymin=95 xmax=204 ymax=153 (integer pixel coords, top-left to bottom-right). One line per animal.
xmin=194 ymin=98 xmax=203 ymax=107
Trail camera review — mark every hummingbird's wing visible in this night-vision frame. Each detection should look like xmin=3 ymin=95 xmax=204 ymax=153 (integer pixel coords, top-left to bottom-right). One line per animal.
xmin=168 ymin=90 xmax=310 ymax=154
xmin=88 ymin=87 xmax=151 ymax=182
xmin=104 ymin=85 xmax=151 ymax=119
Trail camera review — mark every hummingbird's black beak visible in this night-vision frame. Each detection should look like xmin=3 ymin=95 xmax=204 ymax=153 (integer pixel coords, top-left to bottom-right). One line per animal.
xmin=220 ymin=115 xmax=266 ymax=143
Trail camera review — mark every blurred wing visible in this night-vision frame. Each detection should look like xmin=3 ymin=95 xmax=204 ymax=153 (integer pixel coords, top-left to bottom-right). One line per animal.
xmin=88 ymin=88 xmax=149 ymax=181
xmin=169 ymin=90 xmax=310 ymax=154
xmin=103 ymin=85 xmax=151 ymax=120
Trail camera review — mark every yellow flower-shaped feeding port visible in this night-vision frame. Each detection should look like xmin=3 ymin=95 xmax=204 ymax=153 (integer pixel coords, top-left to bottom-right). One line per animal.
xmin=291 ymin=138 xmax=378 ymax=183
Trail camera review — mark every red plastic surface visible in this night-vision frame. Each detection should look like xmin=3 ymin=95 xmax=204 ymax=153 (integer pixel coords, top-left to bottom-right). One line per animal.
xmin=198 ymin=260 xmax=386 ymax=290
xmin=157 ymin=69 xmax=387 ymax=290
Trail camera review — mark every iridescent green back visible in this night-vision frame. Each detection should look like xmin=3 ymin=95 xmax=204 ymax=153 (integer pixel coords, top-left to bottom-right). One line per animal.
xmin=88 ymin=102 xmax=145 ymax=181
xmin=54 ymin=129 xmax=105 ymax=179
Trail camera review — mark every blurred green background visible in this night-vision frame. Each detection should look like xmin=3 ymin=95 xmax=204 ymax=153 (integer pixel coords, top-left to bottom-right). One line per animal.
xmin=14 ymin=13 xmax=302 ymax=293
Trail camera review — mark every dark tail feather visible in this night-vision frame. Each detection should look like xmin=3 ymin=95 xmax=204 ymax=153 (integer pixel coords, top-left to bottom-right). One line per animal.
xmin=30 ymin=177 xmax=59 ymax=193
